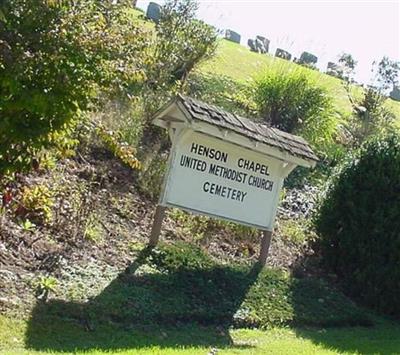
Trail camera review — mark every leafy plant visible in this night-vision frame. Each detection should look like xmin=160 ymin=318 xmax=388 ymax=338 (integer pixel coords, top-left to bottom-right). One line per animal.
xmin=83 ymin=214 xmax=103 ymax=243
xmin=19 ymin=219 xmax=36 ymax=232
xmin=0 ymin=0 xmax=147 ymax=176
xmin=34 ymin=276 xmax=58 ymax=301
xmin=96 ymin=123 xmax=141 ymax=171
xmin=279 ymin=219 xmax=313 ymax=245
xmin=345 ymin=84 xmax=396 ymax=146
xmin=374 ymin=56 xmax=400 ymax=92
xmin=17 ymin=184 xmax=54 ymax=225
xmin=338 ymin=52 xmax=357 ymax=81
xmin=315 ymin=134 xmax=400 ymax=316
xmin=148 ymin=0 xmax=218 ymax=87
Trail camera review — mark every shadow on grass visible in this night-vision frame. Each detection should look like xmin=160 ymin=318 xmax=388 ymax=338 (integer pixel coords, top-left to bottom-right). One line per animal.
xmin=24 ymin=246 xmax=260 ymax=353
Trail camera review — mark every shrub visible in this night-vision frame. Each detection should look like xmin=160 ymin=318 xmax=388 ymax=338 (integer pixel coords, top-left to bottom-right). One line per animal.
xmin=149 ymin=0 xmax=218 ymax=87
xmin=95 ymin=123 xmax=141 ymax=171
xmin=315 ymin=134 xmax=400 ymax=316
xmin=17 ymin=184 xmax=54 ymax=225
xmin=253 ymin=67 xmax=339 ymax=155
xmin=346 ymin=85 xmax=396 ymax=146
xmin=148 ymin=242 xmax=215 ymax=273
xmin=0 ymin=0 xmax=147 ymax=176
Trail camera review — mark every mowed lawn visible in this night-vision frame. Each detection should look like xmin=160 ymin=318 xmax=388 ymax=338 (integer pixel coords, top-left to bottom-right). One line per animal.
xmin=197 ymin=39 xmax=400 ymax=119
xmin=1 ymin=315 xmax=400 ymax=355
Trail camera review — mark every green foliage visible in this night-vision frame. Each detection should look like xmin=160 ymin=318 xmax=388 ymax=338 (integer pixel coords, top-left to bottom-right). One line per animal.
xmin=375 ymin=56 xmax=400 ymax=91
xmin=338 ymin=52 xmax=357 ymax=81
xmin=339 ymin=53 xmax=357 ymax=71
xmin=279 ymin=218 xmax=313 ymax=245
xmin=83 ymin=214 xmax=103 ymax=243
xmin=19 ymin=219 xmax=36 ymax=232
xmin=95 ymin=123 xmax=141 ymax=171
xmin=253 ymin=67 xmax=339 ymax=155
xmin=315 ymin=134 xmax=400 ymax=316
xmin=148 ymin=242 xmax=215 ymax=273
xmin=149 ymin=0 xmax=218 ymax=86
xmin=188 ymin=72 xmax=257 ymax=117
xmin=17 ymin=184 xmax=54 ymax=225
xmin=168 ymin=208 xmax=259 ymax=246
xmin=346 ymin=84 xmax=396 ymax=146
xmin=0 ymin=0 xmax=147 ymax=176
xmin=33 ymin=276 xmax=58 ymax=301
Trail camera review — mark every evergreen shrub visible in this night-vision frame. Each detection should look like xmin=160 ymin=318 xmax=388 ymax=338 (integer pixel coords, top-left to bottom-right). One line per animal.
xmin=315 ymin=134 xmax=400 ymax=316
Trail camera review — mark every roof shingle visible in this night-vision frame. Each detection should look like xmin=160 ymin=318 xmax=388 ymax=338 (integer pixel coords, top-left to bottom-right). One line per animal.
xmin=177 ymin=94 xmax=318 ymax=163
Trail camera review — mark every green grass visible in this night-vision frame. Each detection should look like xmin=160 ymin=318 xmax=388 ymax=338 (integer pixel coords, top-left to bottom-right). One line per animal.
xmin=1 ymin=315 xmax=400 ymax=354
xmin=0 ymin=242 xmax=379 ymax=354
xmin=195 ymin=39 xmax=400 ymax=118
xmin=1 ymin=243 xmax=399 ymax=354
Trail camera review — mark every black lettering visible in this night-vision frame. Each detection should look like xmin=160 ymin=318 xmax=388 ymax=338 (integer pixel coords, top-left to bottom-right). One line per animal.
xmin=203 ymin=182 xmax=210 ymax=192
xmin=210 ymin=183 xmax=215 ymax=194
xmin=190 ymin=143 xmax=198 ymax=154
xmin=221 ymin=186 xmax=227 ymax=197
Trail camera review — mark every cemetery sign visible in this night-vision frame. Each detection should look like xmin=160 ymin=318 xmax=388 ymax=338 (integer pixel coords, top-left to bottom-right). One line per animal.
xmin=153 ymin=95 xmax=318 ymax=229
xmin=150 ymin=95 xmax=318 ymax=263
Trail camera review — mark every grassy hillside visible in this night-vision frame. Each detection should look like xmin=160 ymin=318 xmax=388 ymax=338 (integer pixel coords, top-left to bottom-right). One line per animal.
xmin=196 ymin=39 xmax=400 ymax=118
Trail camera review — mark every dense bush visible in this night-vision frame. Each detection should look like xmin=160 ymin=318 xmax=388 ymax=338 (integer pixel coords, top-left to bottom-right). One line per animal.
xmin=0 ymin=0 xmax=147 ymax=176
xmin=315 ymin=135 xmax=400 ymax=316
xmin=149 ymin=0 xmax=217 ymax=87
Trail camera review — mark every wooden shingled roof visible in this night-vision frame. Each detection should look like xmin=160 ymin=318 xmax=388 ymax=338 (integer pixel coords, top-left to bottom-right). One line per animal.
xmin=153 ymin=94 xmax=319 ymax=166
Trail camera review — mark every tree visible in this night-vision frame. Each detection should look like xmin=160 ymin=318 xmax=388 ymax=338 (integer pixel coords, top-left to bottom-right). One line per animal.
xmin=148 ymin=0 xmax=218 ymax=87
xmin=0 ymin=0 xmax=147 ymax=176
xmin=375 ymin=56 xmax=400 ymax=91
xmin=338 ymin=53 xmax=357 ymax=81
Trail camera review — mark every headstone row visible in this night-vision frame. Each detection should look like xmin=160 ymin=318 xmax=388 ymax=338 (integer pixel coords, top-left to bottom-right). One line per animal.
xmin=145 ymin=2 xmax=367 ymax=78
xmin=248 ymin=36 xmax=270 ymax=54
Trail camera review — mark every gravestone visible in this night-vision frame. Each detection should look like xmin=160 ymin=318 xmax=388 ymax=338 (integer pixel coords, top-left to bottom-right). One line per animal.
xmin=299 ymin=51 xmax=318 ymax=65
xmin=146 ymin=2 xmax=161 ymax=23
xmin=225 ymin=30 xmax=241 ymax=44
xmin=390 ymin=86 xmax=400 ymax=101
xmin=275 ymin=48 xmax=292 ymax=60
xmin=248 ymin=39 xmax=257 ymax=52
xmin=255 ymin=36 xmax=270 ymax=53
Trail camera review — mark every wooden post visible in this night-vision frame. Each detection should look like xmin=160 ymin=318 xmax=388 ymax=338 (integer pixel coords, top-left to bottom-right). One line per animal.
xmin=148 ymin=205 xmax=166 ymax=247
xmin=258 ymin=230 xmax=273 ymax=266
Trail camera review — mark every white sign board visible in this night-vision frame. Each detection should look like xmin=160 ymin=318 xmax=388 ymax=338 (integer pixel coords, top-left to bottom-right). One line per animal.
xmin=161 ymin=131 xmax=285 ymax=230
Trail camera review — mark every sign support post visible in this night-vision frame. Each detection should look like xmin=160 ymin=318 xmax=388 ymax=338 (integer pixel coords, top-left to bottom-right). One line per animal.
xmin=258 ymin=230 xmax=273 ymax=266
xmin=149 ymin=205 xmax=166 ymax=246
